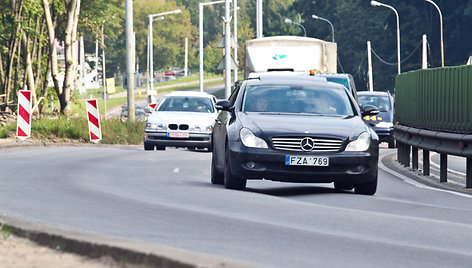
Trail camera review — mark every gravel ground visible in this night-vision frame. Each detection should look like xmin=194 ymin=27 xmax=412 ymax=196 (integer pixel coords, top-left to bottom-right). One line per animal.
xmin=0 ymin=234 xmax=120 ymax=268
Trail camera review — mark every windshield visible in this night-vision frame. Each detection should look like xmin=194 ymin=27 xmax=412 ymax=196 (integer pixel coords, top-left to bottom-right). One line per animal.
xmin=358 ymin=95 xmax=391 ymax=112
xmin=157 ymin=96 xmax=214 ymax=113
xmin=242 ymin=84 xmax=355 ymax=116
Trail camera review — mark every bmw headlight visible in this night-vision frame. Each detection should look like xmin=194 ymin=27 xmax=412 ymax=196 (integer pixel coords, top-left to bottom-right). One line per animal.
xmin=376 ymin=122 xmax=394 ymax=128
xmin=240 ymin=128 xmax=268 ymax=148
xmin=193 ymin=125 xmax=213 ymax=132
xmin=345 ymin=132 xmax=371 ymax=152
xmin=145 ymin=122 xmax=164 ymax=130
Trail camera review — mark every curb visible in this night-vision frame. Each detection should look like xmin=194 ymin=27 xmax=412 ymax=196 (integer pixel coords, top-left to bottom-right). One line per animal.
xmin=0 ymin=216 xmax=254 ymax=268
xmin=380 ymin=151 xmax=472 ymax=197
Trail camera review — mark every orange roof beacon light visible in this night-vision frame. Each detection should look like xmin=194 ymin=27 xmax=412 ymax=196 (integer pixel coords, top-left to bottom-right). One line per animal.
xmin=309 ymin=69 xmax=315 ymax=76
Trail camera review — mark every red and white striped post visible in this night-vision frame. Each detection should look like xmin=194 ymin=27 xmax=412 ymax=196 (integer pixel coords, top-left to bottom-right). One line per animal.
xmin=16 ymin=90 xmax=32 ymax=140
xmin=86 ymin=99 xmax=102 ymax=142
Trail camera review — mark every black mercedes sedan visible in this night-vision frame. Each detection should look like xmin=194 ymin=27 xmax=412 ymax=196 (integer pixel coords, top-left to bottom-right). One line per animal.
xmin=211 ymin=73 xmax=380 ymax=195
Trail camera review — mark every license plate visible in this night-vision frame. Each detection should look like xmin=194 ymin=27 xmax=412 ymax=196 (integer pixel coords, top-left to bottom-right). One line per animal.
xmin=285 ymin=156 xmax=329 ymax=166
xmin=167 ymin=132 xmax=189 ymax=138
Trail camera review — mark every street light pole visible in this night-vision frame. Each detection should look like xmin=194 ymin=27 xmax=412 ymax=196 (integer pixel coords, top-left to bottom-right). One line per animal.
xmin=233 ymin=0 xmax=238 ymax=83
xmin=371 ymin=0 xmax=401 ymax=74
xmin=125 ymin=0 xmax=135 ymax=121
xmin=148 ymin=9 xmax=181 ymax=94
xmin=284 ymin=18 xmax=306 ymax=37
xmin=199 ymin=1 xmax=225 ymax=92
xmin=224 ymin=0 xmax=231 ymax=98
xmin=424 ymin=0 xmax=444 ymax=67
xmin=311 ymin=14 xmax=334 ymax=42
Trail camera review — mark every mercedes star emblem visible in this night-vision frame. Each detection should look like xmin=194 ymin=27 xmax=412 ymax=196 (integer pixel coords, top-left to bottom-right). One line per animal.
xmin=300 ymin=137 xmax=315 ymax=151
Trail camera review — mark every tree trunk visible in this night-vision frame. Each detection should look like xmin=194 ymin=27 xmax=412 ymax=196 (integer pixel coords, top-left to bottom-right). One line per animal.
xmin=22 ymin=33 xmax=38 ymax=109
xmin=3 ymin=2 xmax=23 ymax=111
xmin=42 ymin=0 xmax=63 ymax=111
xmin=61 ymin=0 xmax=80 ymax=115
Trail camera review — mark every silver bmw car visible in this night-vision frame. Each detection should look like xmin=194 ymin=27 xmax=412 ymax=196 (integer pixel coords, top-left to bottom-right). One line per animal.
xmin=144 ymin=91 xmax=218 ymax=151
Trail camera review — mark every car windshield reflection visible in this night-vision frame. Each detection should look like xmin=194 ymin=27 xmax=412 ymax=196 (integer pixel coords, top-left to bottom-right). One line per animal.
xmin=242 ymin=85 xmax=354 ymax=116
xmin=358 ymin=95 xmax=391 ymax=112
xmin=158 ymin=96 xmax=215 ymax=113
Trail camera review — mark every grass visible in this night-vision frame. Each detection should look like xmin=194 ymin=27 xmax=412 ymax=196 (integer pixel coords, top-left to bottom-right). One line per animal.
xmin=28 ymin=116 xmax=144 ymax=145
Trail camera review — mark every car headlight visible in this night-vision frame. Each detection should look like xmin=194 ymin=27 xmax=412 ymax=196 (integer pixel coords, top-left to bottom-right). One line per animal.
xmin=240 ymin=128 xmax=268 ymax=149
xmin=376 ymin=122 xmax=394 ymax=128
xmin=193 ymin=125 xmax=213 ymax=132
xmin=345 ymin=132 xmax=371 ymax=152
xmin=145 ymin=122 xmax=164 ymax=130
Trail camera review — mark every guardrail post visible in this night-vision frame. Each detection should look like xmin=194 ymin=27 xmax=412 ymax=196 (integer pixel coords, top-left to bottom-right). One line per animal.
xmin=423 ymin=149 xmax=430 ymax=176
xmin=440 ymin=154 xmax=447 ymax=183
xmin=412 ymin=147 xmax=418 ymax=170
xmin=404 ymin=144 xmax=411 ymax=168
xmin=467 ymin=157 xmax=472 ymax=188
xmin=397 ymin=142 xmax=402 ymax=163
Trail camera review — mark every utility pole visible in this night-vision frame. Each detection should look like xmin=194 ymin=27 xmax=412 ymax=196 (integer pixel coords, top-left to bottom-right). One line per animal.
xmin=224 ymin=0 xmax=231 ymax=98
xmin=125 ymin=0 xmax=135 ymax=121
xmin=367 ymin=41 xmax=373 ymax=92
xmin=422 ymin=34 xmax=428 ymax=69
xmin=233 ymin=0 xmax=238 ymax=83
xmin=102 ymin=25 xmax=107 ymax=118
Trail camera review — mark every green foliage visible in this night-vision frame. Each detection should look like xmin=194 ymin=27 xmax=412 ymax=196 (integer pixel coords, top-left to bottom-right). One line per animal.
xmin=203 ymin=36 xmax=224 ymax=74
xmin=31 ymin=116 xmax=89 ymax=140
xmin=28 ymin=116 xmax=144 ymax=145
xmin=101 ymin=119 xmax=143 ymax=144
xmin=0 ymin=123 xmax=16 ymax=138
xmin=1 ymin=224 xmax=13 ymax=240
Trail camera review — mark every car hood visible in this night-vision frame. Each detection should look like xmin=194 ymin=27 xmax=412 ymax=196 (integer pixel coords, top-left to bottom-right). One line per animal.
xmin=238 ymin=112 xmax=370 ymax=140
xmin=148 ymin=111 xmax=217 ymax=126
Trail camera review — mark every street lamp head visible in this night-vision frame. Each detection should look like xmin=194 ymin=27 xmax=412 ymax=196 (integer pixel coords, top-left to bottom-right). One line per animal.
xmin=153 ymin=16 xmax=165 ymax=22
xmin=371 ymin=0 xmax=382 ymax=7
xmin=284 ymin=18 xmax=292 ymax=24
xmin=312 ymin=14 xmax=319 ymax=20
xmin=174 ymin=9 xmax=182 ymax=14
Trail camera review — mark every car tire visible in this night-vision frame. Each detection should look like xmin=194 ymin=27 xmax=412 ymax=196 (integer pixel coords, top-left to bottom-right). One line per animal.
xmin=388 ymin=139 xmax=396 ymax=148
xmin=334 ymin=181 xmax=353 ymax=190
xmin=354 ymin=173 xmax=378 ymax=195
xmin=144 ymin=142 xmax=154 ymax=151
xmin=156 ymin=145 xmax=166 ymax=151
xmin=224 ymin=144 xmax=246 ymax=190
xmin=211 ymin=152 xmax=224 ymax=185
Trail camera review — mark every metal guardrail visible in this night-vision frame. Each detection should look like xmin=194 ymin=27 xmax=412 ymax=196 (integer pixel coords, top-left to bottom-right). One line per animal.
xmin=395 ymin=124 xmax=472 ymax=188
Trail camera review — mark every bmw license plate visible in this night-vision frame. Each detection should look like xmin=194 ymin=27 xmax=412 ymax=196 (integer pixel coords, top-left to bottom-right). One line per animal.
xmin=167 ymin=132 xmax=189 ymax=138
xmin=285 ymin=156 xmax=329 ymax=166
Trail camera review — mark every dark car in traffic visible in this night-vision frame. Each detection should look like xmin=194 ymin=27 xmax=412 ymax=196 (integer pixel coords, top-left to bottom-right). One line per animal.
xmin=211 ymin=73 xmax=380 ymax=195
xmin=358 ymin=91 xmax=395 ymax=148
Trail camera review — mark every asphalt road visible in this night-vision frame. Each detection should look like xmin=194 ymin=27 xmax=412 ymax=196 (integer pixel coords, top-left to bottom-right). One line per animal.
xmin=1 ymin=146 xmax=472 ymax=267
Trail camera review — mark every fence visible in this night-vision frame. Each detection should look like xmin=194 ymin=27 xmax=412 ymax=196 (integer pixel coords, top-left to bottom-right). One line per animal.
xmin=395 ymin=64 xmax=472 ymax=188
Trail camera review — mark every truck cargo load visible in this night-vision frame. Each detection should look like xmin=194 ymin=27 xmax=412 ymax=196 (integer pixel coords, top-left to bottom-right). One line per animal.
xmin=245 ymin=36 xmax=337 ymax=77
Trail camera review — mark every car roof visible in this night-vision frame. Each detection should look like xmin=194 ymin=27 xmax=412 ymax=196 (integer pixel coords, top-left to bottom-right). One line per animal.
xmin=163 ymin=91 xmax=214 ymax=98
xmin=358 ymin=91 xmax=391 ymax=96
xmin=245 ymin=73 xmax=347 ymax=91
xmin=316 ymin=73 xmax=352 ymax=79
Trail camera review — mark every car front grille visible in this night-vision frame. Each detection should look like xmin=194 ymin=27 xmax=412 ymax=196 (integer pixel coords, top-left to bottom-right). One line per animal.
xmin=272 ymin=136 xmax=344 ymax=152
xmin=168 ymin=124 xmax=189 ymax=130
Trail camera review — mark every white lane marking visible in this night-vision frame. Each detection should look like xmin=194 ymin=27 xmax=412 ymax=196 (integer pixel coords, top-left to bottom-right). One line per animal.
xmin=173 ymin=167 xmax=180 ymax=173
xmin=379 ymin=152 xmax=472 ymax=199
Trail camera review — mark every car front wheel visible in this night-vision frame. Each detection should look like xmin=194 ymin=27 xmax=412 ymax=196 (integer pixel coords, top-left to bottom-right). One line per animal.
xmin=354 ymin=173 xmax=378 ymax=195
xmin=224 ymin=144 xmax=246 ymax=190
xmin=211 ymin=151 xmax=224 ymax=185
xmin=144 ymin=142 xmax=154 ymax=151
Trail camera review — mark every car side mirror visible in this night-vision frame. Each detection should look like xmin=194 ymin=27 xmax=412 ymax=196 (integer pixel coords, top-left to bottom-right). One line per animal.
xmin=215 ymin=100 xmax=233 ymax=111
xmin=144 ymin=106 xmax=153 ymax=114
xmin=361 ymin=105 xmax=379 ymax=116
